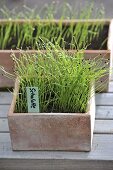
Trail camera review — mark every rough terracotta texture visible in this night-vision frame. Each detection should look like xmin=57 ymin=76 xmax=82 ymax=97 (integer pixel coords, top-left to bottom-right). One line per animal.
xmin=8 ymin=79 xmax=95 ymax=151
xmin=8 ymin=113 xmax=91 ymax=151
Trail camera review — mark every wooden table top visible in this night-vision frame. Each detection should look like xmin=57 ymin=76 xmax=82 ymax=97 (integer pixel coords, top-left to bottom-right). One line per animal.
xmin=0 ymin=81 xmax=113 ymax=170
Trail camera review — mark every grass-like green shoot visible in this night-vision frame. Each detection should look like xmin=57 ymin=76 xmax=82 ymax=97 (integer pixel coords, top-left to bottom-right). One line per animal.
xmin=0 ymin=3 xmax=105 ymax=50
xmin=10 ymin=42 xmax=109 ymax=113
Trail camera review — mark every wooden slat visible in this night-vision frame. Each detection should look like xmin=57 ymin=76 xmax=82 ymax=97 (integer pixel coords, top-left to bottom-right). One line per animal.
xmin=96 ymin=106 xmax=113 ymax=119
xmin=0 ymin=90 xmax=112 ymax=168
xmin=94 ymin=120 xmax=113 ymax=134
xmin=0 ymin=133 xmax=113 ymax=161
xmin=0 ymin=92 xmax=12 ymax=104
xmin=0 ymin=105 xmax=10 ymax=118
xmin=96 ymin=93 xmax=113 ymax=105
xmin=0 ymin=118 xmax=9 ymax=132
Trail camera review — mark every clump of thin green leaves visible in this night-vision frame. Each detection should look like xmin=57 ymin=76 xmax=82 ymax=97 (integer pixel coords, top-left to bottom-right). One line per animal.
xmin=0 ymin=3 xmax=105 ymax=50
xmin=9 ymin=42 xmax=109 ymax=113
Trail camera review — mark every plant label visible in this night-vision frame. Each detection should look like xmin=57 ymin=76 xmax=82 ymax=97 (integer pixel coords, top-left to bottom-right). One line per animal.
xmin=26 ymin=87 xmax=39 ymax=113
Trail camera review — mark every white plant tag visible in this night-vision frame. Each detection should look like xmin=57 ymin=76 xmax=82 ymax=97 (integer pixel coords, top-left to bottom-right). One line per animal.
xmin=26 ymin=87 xmax=39 ymax=113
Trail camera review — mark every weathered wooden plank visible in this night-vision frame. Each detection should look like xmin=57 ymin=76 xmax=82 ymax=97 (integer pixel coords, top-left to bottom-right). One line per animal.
xmin=0 ymin=118 xmax=9 ymax=132
xmin=96 ymin=93 xmax=113 ymax=105
xmin=96 ymin=106 xmax=113 ymax=119
xmin=0 ymin=134 xmax=113 ymax=161
xmin=0 ymin=92 xmax=12 ymax=104
xmin=0 ymin=159 xmax=113 ymax=170
xmin=94 ymin=120 xmax=113 ymax=134
xmin=1 ymin=118 xmax=113 ymax=134
xmin=0 ymin=105 xmax=10 ymax=118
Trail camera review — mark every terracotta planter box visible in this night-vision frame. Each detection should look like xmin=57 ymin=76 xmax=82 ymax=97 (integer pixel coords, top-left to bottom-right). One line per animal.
xmin=8 ymin=79 xmax=95 ymax=151
xmin=0 ymin=19 xmax=111 ymax=91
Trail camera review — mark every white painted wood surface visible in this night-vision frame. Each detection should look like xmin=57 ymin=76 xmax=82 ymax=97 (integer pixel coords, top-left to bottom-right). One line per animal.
xmin=96 ymin=93 xmax=113 ymax=105
xmin=96 ymin=106 xmax=113 ymax=119
xmin=94 ymin=120 xmax=113 ymax=133
xmin=0 ymin=133 xmax=113 ymax=160
xmin=0 ymin=82 xmax=113 ymax=170
xmin=0 ymin=92 xmax=12 ymax=104
xmin=0 ymin=105 xmax=10 ymax=118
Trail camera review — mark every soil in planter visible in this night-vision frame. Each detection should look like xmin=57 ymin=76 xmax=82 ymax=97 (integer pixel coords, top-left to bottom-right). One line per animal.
xmin=0 ymin=22 xmax=109 ymax=50
xmin=60 ymin=24 xmax=109 ymax=50
xmin=87 ymin=24 xmax=109 ymax=50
